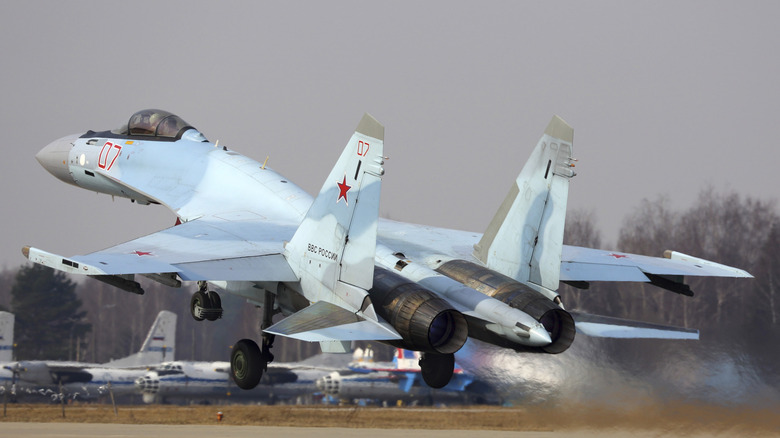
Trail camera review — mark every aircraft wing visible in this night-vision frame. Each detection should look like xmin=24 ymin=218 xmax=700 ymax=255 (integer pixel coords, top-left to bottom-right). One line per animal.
xmin=24 ymin=215 xmax=299 ymax=283
xmin=379 ymin=219 xmax=751 ymax=299
xmin=560 ymin=245 xmax=752 ymax=295
xmin=560 ymin=245 xmax=752 ymax=280
xmin=379 ymin=221 xmax=751 ymax=278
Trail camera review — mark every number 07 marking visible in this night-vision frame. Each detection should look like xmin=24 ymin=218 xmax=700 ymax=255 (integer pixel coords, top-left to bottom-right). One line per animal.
xmin=357 ymin=140 xmax=369 ymax=157
xmin=98 ymin=142 xmax=122 ymax=171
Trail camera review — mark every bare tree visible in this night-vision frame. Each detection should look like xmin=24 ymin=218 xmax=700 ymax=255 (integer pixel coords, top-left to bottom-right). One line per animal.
xmin=617 ymin=190 xmax=776 ymax=331
xmin=753 ymin=223 xmax=780 ymax=327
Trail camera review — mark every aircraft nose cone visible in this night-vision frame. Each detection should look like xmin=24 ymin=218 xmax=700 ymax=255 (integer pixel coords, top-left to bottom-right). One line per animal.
xmin=36 ymin=134 xmax=78 ymax=184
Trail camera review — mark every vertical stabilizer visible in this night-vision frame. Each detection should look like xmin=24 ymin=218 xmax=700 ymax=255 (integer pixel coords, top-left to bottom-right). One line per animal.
xmin=0 ymin=311 xmax=14 ymax=362
xmin=285 ymin=113 xmax=385 ymax=312
xmin=104 ymin=310 xmax=176 ymax=367
xmin=473 ymin=115 xmax=575 ymax=292
xmin=272 ymin=114 xmax=398 ymax=349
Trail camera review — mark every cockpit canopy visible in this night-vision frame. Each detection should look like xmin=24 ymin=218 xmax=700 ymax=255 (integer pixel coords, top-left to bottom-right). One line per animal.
xmin=110 ymin=109 xmax=207 ymax=141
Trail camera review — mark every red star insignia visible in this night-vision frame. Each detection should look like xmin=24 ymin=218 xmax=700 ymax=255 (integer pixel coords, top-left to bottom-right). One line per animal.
xmin=336 ymin=175 xmax=351 ymax=205
xmin=133 ymin=251 xmax=153 ymax=256
xmin=607 ymin=253 xmax=628 ymax=259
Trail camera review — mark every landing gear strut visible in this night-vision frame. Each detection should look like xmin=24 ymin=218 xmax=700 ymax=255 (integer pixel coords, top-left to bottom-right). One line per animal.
xmin=190 ymin=282 xmax=223 ymax=321
xmin=419 ymin=352 xmax=455 ymax=389
xmin=230 ymin=290 xmax=276 ymax=390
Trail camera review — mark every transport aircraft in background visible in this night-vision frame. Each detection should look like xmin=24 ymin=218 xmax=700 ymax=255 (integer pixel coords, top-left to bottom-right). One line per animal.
xmin=1 ymin=311 xmax=175 ymax=400
xmin=0 ymin=311 xmax=15 ymax=390
xmin=316 ymin=347 xmax=499 ymax=405
xmin=26 ymin=109 xmax=751 ymax=391
xmin=133 ymin=352 xmax=344 ymax=404
xmin=0 ymin=311 xmax=13 ymax=363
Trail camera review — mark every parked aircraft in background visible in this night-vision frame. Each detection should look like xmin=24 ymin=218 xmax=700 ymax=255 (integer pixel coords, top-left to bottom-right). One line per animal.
xmin=0 ymin=311 xmax=13 ymax=363
xmin=3 ymin=311 xmax=175 ymax=400
xmin=26 ymin=110 xmax=751 ymax=391
xmin=1 ymin=311 xmax=16 ymax=391
xmin=316 ymin=347 xmax=497 ymax=405
xmin=134 ymin=353 xmax=344 ymax=404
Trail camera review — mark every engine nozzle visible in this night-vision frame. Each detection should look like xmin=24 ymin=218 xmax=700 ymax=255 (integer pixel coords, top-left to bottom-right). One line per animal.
xmin=370 ymin=267 xmax=468 ymax=354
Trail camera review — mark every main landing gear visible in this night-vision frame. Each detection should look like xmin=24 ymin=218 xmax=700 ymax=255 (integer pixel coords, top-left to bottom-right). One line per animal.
xmin=190 ymin=282 xmax=223 ymax=321
xmin=231 ymin=290 xmax=276 ymax=390
xmin=419 ymin=352 xmax=455 ymax=389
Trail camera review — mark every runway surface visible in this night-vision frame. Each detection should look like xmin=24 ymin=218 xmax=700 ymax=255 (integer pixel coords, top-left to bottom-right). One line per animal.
xmin=2 ymin=403 xmax=777 ymax=436
xmin=0 ymin=423 xmax=740 ymax=438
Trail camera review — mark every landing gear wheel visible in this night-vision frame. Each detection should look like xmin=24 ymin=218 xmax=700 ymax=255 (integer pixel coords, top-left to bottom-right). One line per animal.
xmin=231 ymin=339 xmax=263 ymax=390
xmin=419 ymin=352 xmax=455 ymax=389
xmin=205 ymin=291 xmax=222 ymax=321
xmin=228 ymin=289 xmax=276 ymax=392
xmin=190 ymin=290 xmax=212 ymax=322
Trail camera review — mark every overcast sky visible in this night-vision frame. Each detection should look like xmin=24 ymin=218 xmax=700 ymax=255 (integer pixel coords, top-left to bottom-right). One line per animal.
xmin=1 ymin=1 xmax=777 ymax=270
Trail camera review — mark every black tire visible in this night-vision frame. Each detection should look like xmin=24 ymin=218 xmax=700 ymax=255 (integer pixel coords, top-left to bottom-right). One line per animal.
xmin=231 ymin=339 xmax=263 ymax=390
xmin=190 ymin=291 xmax=212 ymax=322
xmin=207 ymin=291 xmax=222 ymax=310
xmin=205 ymin=291 xmax=222 ymax=321
xmin=419 ymin=352 xmax=455 ymax=389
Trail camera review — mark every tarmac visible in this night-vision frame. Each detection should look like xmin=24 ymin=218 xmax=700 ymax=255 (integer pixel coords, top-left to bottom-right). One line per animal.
xmin=0 ymin=423 xmax=746 ymax=438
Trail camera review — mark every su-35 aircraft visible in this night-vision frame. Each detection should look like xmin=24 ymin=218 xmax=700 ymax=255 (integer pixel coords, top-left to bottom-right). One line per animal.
xmin=27 ymin=109 xmax=751 ymax=390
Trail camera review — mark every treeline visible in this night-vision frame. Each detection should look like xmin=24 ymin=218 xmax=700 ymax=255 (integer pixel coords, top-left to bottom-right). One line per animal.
xmin=563 ymin=190 xmax=777 ymax=331
xmin=0 ymin=267 xmax=324 ymax=363
xmin=1 ymin=188 xmax=777 ymax=372
xmin=561 ymin=189 xmax=779 ymax=384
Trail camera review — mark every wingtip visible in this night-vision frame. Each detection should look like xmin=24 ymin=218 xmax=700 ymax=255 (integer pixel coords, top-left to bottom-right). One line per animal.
xmin=356 ymin=113 xmax=384 ymax=141
xmin=665 ymin=250 xmax=754 ymax=278
xmin=545 ymin=115 xmax=573 ymax=143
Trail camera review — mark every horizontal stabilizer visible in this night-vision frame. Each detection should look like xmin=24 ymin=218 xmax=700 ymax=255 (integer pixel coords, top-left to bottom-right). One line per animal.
xmin=265 ymin=301 xmax=401 ymax=342
xmin=571 ymin=311 xmax=699 ymax=340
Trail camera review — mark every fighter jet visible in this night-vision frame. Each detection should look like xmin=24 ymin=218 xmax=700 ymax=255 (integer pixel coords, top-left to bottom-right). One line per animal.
xmin=25 ymin=109 xmax=751 ymax=390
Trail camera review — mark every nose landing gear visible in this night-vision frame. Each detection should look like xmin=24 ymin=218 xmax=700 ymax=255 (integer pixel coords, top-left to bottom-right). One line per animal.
xmin=190 ymin=282 xmax=223 ymax=321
